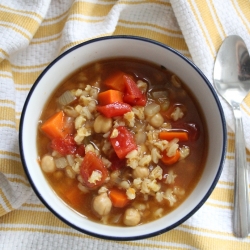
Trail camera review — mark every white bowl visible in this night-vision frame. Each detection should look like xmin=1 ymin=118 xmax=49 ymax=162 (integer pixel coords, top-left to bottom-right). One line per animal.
xmin=19 ymin=36 xmax=226 ymax=240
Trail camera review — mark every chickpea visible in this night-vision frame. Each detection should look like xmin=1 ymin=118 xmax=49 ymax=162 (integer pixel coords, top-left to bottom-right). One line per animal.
xmin=123 ymin=208 xmax=141 ymax=226
xmin=41 ymin=155 xmax=56 ymax=173
xmin=93 ymin=115 xmax=112 ymax=133
xmin=132 ymin=167 xmax=149 ymax=179
xmin=148 ymin=113 xmax=164 ymax=128
xmin=53 ymin=170 xmax=63 ymax=180
xmin=92 ymin=192 xmax=112 ymax=216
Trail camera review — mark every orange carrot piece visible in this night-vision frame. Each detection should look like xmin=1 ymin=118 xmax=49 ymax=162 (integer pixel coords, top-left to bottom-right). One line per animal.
xmin=159 ymin=131 xmax=188 ymax=141
xmin=65 ymin=186 xmax=82 ymax=208
xmin=109 ymin=188 xmax=129 ymax=208
xmin=98 ymin=89 xmax=123 ymax=105
xmin=40 ymin=111 xmax=68 ymax=139
xmin=104 ymin=71 xmax=126 ymax=92
xmin=161 ymin=149 xmax=181 ymax=165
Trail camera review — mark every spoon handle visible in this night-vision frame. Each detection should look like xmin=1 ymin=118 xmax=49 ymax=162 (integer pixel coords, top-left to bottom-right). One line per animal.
xmin=233 ymin=109 xmax=250 ymax=238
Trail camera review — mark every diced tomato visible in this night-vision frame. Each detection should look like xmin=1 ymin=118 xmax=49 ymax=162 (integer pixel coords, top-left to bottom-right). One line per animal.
xmin=109 ymin=126 xmax=137 ymax=159
xmin=123 ymin=75 xmax=147 ymax=106
xmin=109 ymin=153 xmax=126 ymax=171
xmin=76 ymin=144 xmax=85 ymax=157
xmin=133 ymin=94 xmax=147 ymax=106
xmin=51 ymin=135 xmax=78 ymax=155
xmin=174 ymin=123 xmax=200 ymax=141
xmin=80 ymin=151 xmax=108 ymax=189
xmin=96 ymin=102 xmax=132 ymax=118
xmin=185 ymin=123 xmax=199 ymax=141
xmin=51 ymin=135 xmax=85 ymax=156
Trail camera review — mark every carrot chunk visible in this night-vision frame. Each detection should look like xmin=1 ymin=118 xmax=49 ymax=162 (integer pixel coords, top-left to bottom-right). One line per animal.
xmin=159 ymin=131 xmax=188 ymax=141
xmin=65 ymin=186 xmax=82 ymax=208
xmin=104 ymin=71 xmax=126 ymax=91
xmin=98 ymin=89 xmax=124 ymax=105
xmin=109 ymin=188 xmax=129 ymax=208
xmin=40 ymin=111 xmax=70 ymax=139
xmin=161 ymin=149 xmax=181 ymax=165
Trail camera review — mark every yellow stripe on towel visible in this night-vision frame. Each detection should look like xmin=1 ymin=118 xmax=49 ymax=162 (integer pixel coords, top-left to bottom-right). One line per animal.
xmin=232 ymin=0 xmax=250 ymax=34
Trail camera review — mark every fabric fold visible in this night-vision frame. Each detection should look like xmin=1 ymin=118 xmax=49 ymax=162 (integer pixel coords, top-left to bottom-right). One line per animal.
xmin=0 ymin=0 xmax=53 ymax=217
xmin=0 ymin=0 xmax=52 ymax=63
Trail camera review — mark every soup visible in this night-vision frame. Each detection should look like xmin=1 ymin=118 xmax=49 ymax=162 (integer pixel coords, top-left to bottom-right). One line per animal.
xmin=37 ymin=58 xmax=207 ymax=227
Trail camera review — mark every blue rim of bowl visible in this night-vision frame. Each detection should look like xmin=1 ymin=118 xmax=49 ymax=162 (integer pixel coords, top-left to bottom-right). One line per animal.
xmin=19 ymin=35 xmax=227 ymax=241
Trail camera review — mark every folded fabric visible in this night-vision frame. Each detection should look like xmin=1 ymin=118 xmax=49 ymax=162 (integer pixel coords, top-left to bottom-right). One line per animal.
xmin=0 ymin=0 xmax=250 ymax=249
xmin=171 ymin=0 xmax=250 ymax=149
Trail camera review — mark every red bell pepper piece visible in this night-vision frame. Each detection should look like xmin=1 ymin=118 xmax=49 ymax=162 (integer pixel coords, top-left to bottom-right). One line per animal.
xmin=123 ymin=75 xmax=147 ymax=106
xmin=109 ymin=126 xmax=137 ymax=159
xmin=80 ymin=151 xmax=108 ymax=189
xmin=96 ymin=102 xmax=132 ymax=118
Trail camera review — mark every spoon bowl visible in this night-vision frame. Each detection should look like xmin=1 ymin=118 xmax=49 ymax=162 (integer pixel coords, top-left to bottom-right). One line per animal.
xmin=214 ymin=36 xmax=250 ymax=108
xmin=213 ymin=35 xmax=250 ymax=238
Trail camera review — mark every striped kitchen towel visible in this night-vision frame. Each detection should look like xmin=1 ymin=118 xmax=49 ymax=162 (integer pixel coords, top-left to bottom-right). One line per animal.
xmin=171 ymin=0 xmax=250 ymax=148
xmin=0 ymin=0 xmax=250 ymax=249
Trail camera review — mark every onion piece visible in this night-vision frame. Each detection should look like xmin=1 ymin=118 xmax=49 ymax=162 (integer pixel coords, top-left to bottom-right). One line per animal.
xmin=57 ymin=90 xmax=76 ymax=106
xmin=161 ymin=100 xmax=170 ymax=111
xmin=64 ymin=116 xmax=74 ymax=132
xmin=152 ymin=90 xmax=168 ymax=98
xmin=152 ymin=90 xmax=168 ymax=100
xmin=111 ymin=213 xmax=122 ymax=224
xmin=144 ymin=103 xmax=160 ymax=117
xmin=135 ymin=131 xmax=147 ymax=145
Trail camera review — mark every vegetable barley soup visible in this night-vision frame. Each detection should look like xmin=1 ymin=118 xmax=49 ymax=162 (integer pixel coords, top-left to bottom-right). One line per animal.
xmin=37 ymin=58 xmax=207 ymax=227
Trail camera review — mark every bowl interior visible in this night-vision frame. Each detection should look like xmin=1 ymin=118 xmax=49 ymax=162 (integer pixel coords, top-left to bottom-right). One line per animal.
xmin=20 ymin=36 xmax=226 ymax=240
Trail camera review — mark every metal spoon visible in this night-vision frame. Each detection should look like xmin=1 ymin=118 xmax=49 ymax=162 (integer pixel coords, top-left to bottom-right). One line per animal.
xmin=213 ymin=35 xmax=250 ymax=238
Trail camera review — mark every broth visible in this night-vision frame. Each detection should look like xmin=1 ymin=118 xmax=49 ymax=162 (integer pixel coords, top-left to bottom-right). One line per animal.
xmin=37 ymin=58 xmax=207 ymax=226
